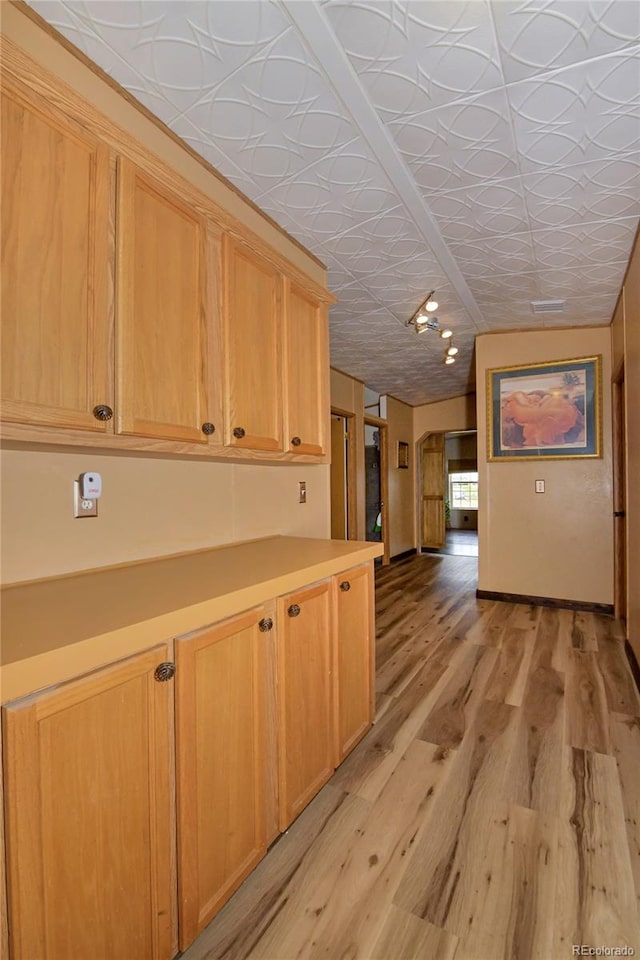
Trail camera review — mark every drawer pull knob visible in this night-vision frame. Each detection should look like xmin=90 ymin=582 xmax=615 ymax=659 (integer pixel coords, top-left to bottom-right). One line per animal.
xmin=291 ymin=436 xmax=302 ymax=447
xmin=340 ymin=580 xmax=351 ymax=592
xmin=287 ymin=604 xmax=301 ymax=618
xmin=93 ymin=404 xmax=113 ymax=422
xmin=233 ymin=427 xmax=246 ymax=439
xmin=154 ymin=662 xmax=175 ymax=682
xmin=201 ymin=422 xmax=215 ymax=436
xmin=258 ymin=617 xmax=273 ymax=632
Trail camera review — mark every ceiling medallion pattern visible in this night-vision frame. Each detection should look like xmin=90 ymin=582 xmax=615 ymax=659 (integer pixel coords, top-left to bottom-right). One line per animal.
xmin=26 ymin=0 xmax=640 ymax=405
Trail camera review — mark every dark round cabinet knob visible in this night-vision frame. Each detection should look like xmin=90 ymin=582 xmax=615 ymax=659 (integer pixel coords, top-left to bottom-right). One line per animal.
xmin=287 ymin=604 xmax=301 ymax=618
xmin=233 ymin=427 xmax=246 ymax=439
xmin=154 ymin=662 xmax=175 ymax=682
xmin=93 ymin=404 xmax=113 ymax=422
xmin=201 ymin=422 xmax=215 ymax=436
xmin=340 ymin=581 xmax=351 ymax=592
xmin=291 ymin=436 xmax=302 ymax=447
xmin=259 ymin=617 xmax=273 ymax=633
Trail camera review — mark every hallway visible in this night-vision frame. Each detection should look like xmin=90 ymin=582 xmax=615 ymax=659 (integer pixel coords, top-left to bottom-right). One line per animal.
xmin=182 ymin=554 xmax=640 ymax=960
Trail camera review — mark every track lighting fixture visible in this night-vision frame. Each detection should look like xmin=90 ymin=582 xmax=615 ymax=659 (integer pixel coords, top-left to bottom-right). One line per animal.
xmin=444 ymin=356 xmax=456 ymax=365
xmin=440 ymin=329 xmax=453 ymax=339
xmin=446 ymin=345 xmax=459 ymax=356
xmin=406 ymin=291 xmax=441 ymax=334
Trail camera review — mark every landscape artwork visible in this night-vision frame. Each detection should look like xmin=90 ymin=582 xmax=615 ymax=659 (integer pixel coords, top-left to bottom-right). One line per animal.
xmin=488 ymin=357 xmax=602 ymax=461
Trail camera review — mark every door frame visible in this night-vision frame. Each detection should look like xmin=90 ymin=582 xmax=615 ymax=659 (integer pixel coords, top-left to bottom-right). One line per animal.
xmin=330 ymin=407 xmax=357 ymax=541
xmin=612 ymin=366 xmax=627 ymax=625
xmin=364 ymin=415 xmax=389 ymax=565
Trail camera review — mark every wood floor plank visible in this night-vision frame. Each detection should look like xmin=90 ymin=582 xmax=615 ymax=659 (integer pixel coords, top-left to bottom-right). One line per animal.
xmin=610 ymin=716 xmax=640 ymax=914
xmin=417 ymin=642 xmax=498 ymax=749
xmin=554 ymin=747 xmax=639 ymax=954
xmin=570 ymin=611 xmax=598 ymax=652
xmin=594 ymin=620 xmax=640 ymax=717
xmin=485 ymin=626 xmax=536 ymax=707
xmin=452 ymin=803 xmax=558 ymax=960
xmin=566 ymin=650 xmax=612 ymax=755
xmin=370 ymin=905 xmax=458 ymax=960
xmin=393 ymin=698 xmax=518 ymax=927
xmin=248 ymin=739 xmax=456 ymax=960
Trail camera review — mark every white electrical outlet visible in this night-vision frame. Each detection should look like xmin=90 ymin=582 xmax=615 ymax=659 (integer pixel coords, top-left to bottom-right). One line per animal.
xmin=535 ymin=480 xmax=545 ymax=494
xmin=73 ymin=480 xmax=98 ymax=517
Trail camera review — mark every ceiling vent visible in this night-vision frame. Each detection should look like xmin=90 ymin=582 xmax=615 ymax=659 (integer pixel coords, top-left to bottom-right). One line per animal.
xmin=530 ymin=299 xmax=566 ymax=315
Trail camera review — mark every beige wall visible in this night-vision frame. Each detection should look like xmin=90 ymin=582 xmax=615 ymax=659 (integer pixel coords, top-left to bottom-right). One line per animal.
xmin=385 ymin=397 xmax=416 ymax=557
xmin=476 ymin=327 xmax=613 ymax=605
xmin=615 ymin=232 xmax=640 ymax=658
xmin=413 ymin=394 xmax=476 ymax=442
xmin=1 ymin=448 xmax=330 ymax=583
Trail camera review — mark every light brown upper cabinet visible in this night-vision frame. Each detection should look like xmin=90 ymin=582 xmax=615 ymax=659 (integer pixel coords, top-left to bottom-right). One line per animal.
xmin=284 ymin=281 xmax=329 ymax=456
xmin=2 ymin=645 xmax=175 ymax=960
xmin=277 ymin=580 xmax=334 ymax=830
xmin=175 ymin=608 xmax=268 ymax=949
xmin=222 ymin=236 xmax=284 ymax=452
xmin=1 ymin=79 xmax=111 ymax=432
xmin=116 ymin=159 xmax=220 ymax=444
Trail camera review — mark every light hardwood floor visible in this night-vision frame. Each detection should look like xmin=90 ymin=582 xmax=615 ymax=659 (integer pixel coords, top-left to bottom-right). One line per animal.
xmin=181 ymin=554 xmax=640 ymax=960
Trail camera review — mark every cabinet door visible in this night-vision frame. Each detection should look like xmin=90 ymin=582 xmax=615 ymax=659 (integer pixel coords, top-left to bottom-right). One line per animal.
xmin=334 ymin=563 xmax=375 ymax=763
xmin=117 ymin=159 xmax=216 ymax=443
xmin=2 ymin=645 xmax=175 ymax=960
xmin=284 ymin=282 xmax=329 ymax=456
xmin=1 ymin=80 xmax=111 ymax=431
xmin=176 ymin=609 xmax=267 ymax=949
xmin=278 ymin=581 xmax=333 ymax=829
xmin=223 ymin=237 xmax=284 ymax=451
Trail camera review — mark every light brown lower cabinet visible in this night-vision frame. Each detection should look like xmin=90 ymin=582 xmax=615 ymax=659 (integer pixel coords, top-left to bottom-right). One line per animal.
xmin=175 ymin=607 xmax=268 ymax=949
xmin=2 ymin=645 xmax=176 ymax=960
xmin=333 ymin=564 xmax=375 ymax=763
xmin=277 ymin=580 xmax=334 ymax=831
xmin=1 ymin=562 xmax=375 ymax=958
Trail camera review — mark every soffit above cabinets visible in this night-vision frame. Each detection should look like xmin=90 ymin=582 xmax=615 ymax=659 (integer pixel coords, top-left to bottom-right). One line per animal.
xmin=26 ymin=0 xmax=640 ymax=405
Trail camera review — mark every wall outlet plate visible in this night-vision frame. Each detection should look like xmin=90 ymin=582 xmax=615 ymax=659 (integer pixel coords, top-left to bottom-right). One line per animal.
xmin=535 ymin=480 xmax=545 ymax=494
xmin=73 ymin=480 xmax=98 ymax=517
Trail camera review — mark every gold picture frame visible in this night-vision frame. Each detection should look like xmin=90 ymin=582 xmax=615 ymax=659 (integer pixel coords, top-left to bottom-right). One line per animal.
xmin=487 ymin=355 xmax=602 ymax=461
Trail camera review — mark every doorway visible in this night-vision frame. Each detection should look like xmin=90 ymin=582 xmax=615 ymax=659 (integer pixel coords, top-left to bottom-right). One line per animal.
xmin=330 ymin=410 xmax=355 ymax=540
xmin=364 ymin=416 xmax=389 ymax=564
xmin=419 ymin=430 xmax=478 ymax=558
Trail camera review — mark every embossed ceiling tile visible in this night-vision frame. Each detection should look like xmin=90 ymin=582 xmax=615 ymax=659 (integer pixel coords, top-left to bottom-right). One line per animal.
xmin=536 ymin=262 xmax=628 ymax=299
xmin=427 ymin=180 xmax=530 ymax=241
xmin=168 ymin=114 xmax=262 ymax=198
xmin=468 ymin=272 xmax=540 ymax=302
xmin=323 ymin=0 xmax=502 ymax=118
xmin=326 ymin=230 xmax=433 ymax=279
xmin=539 ymin=292 xmax=618 ymax=326
xmin=522 ymin=157 xmax=640 ymax=228
xmin=491 ymin=0 xmax=640 ymax=84
xmin=182 ymin=30 xmax=356 ymax=188
xmin=531 ymin=219 xmax=638 ymax=269
xmin=508 ymin=51 xmax=640 ymax=172
xmin=323 ymin=254 xmax=358 ymax=293
xmin=448 ymin=234 xmax=537 ymax=278
xmin=391 ymin=88 xmax=519 ymax=192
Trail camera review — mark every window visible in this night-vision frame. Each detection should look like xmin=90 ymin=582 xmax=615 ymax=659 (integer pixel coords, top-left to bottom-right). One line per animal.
xmin=449 ymin=471 xmax=478 ymax=510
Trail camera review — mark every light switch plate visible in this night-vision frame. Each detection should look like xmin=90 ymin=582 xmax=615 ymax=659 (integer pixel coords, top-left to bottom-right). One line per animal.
xmin=299 ymin=481 xmax=307 ymax=504
xmin=535 ymin=480 xmax=545 ymax=494
xmin=73 ymin=480 xmax=98 ymax=517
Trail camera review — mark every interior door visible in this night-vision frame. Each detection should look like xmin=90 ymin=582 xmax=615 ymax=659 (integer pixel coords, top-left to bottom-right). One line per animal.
xmin=421 ymin=433 xmax=446 ymax=548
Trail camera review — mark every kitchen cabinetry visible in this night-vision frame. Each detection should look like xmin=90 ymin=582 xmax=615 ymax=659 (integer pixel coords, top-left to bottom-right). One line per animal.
xmin=277 ymin=580 xmax=334 ymax=830
xmin=222 ymin=236 xmax=284 ymax=452
xmin=1 ymin=76 xmax=111 ymax=432
xmin=2 ymin=645 xmax=175 ymax=960
xmin=0 ymin=39 xmax=333 ymax=462
xmin=284 ymin=281 xmax=329 ymax=456
xmin=333 ymin=564 xmax=375 ymax=762
xmin=175 ymin=608 xmax=268 ymax=948
xmin=116 ymin=160 xmax=220 ymax=444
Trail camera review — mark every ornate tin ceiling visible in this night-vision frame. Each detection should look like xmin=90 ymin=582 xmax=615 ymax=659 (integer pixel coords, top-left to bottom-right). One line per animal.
xmin=27 ymin=0 xmax=640 ymax=405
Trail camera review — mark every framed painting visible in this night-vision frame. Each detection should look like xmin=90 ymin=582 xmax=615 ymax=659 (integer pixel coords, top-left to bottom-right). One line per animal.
xmin=397 ymin=441 xmax=409 ymax=469
xmin=487 ymin=356 xmax=602 ymax=461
